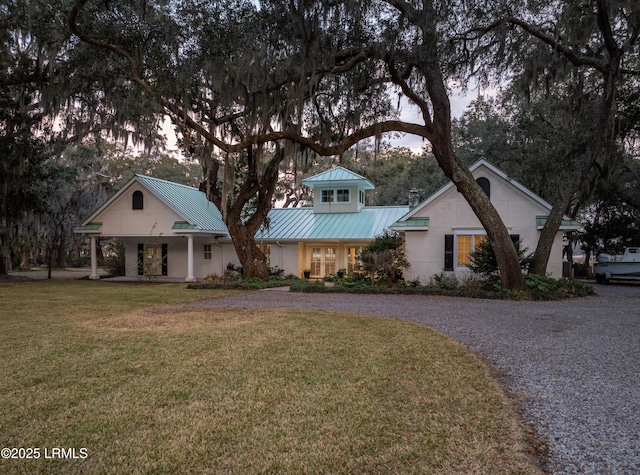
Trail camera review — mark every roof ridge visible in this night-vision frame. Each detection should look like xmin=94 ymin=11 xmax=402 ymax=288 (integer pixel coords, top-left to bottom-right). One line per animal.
xmin=135 ymin=174 xmax=199 ymax=191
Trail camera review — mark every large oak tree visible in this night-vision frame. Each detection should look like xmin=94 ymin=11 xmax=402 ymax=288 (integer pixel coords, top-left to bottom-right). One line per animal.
xmin=465 ymin=0 xmax=640 ymax=274
xmin=68 ymin=0 xmax=529 ymax=287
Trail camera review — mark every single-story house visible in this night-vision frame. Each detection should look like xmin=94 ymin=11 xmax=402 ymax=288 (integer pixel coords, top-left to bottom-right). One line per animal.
xmin=75 ymin=160 xmax=579 ymax=282
xmin=390 ymin=159 xmax=580 ymax=280
xmin=75 ymin=167 xmax=409 ymax=281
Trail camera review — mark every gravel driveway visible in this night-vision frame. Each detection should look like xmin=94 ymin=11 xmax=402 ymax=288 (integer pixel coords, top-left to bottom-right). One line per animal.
xmin=197 ymin=284 xmax=640 ymax=474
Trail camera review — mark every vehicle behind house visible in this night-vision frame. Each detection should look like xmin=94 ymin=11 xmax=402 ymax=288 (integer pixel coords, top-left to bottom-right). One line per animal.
xmin=594 ymin=247 xmax=640 ymax=284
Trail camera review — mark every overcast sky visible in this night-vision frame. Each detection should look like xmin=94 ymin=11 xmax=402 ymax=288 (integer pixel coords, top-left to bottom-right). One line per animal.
xmin=162 ymin=88 xmax=480 ymax=157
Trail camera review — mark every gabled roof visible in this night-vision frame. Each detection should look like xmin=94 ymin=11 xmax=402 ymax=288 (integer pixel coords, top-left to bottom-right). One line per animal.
xmin=76 ymin=175 xmax=228 ymax=235
xmin=302 ymin=166 xmax=375 ymax=190
xmin=256 ymin=206 xmax=409 ymax=241
xmin=396 ymin=159 xmax=573 ymax=226
xmin=134 ymin=175 xmax=227 ymax=233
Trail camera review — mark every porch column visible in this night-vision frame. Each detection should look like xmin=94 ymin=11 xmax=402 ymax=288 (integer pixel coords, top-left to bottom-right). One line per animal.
xmin=185 ymin=234 xmax=196 ymax=282
xmin=89 ymin=236 xmax=100 ymax=280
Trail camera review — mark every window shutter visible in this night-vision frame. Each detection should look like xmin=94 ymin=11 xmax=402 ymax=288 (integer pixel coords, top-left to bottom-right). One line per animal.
xmin=161 ymin=244 xmax=168 ymax=276
xmin=510 ymin=234 xmax=520 ymax=248
xmin=444 ymin=234 xmax=454 ymax=271
xmin=137 ymin=244 xmax=144 ymax=275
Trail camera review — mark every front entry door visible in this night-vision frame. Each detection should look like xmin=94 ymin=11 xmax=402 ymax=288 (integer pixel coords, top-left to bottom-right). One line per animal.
xmin=310 ymin=247 xmax=336 ymax=278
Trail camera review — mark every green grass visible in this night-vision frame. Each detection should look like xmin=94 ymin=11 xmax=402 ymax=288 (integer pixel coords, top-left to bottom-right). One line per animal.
xmin=0 ymin=281 xmax=543 ymax=474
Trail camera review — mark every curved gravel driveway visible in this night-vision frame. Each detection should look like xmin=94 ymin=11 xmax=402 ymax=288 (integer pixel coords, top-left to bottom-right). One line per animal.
xmin=197 ymin=284 xmax=640 ymax=474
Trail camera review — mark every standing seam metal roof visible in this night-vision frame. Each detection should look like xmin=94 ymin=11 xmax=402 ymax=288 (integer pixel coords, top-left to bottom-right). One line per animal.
xmin=135 ymin=175 xmax=228 ymax=233
xmin=257 ymin=206 xmax=409 ymax=240
xmin=301 ymin=166 xmax=375 ymax=189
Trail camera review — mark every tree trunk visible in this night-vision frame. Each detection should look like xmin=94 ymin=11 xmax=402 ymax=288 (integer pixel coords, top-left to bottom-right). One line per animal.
xmin=227 ymin=219 xmax=268 ymax=279
xmin=200 ymin=146 xmax=284 ymax=279
xmin=529 ymin=206 xmax=566 ymax=275
xmin=444 ymin=156 xmax=527 ymax=290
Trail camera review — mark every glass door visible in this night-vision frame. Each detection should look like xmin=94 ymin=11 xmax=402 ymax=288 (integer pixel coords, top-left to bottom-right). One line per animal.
xmin=310 ymin=247 xmax=336 ymax=277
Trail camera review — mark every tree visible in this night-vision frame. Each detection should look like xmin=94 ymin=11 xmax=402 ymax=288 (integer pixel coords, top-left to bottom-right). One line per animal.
xmin=469 ymin=238 xmax=533 ymax=283
xmin=68 ymin=0 xmax=528 ymax=287
xmin=465 ymin=0 xmax=640 ymax=274
xmin=576 ymin=155 xmax=640 ymax=265
xmin=1 ymin=0 xmax=165 ymax=274
xmin=0 ymin=90 xmax=53 ymax=274
xmin=453 ymin=90 xmax=600 ymax=270
xmin=360 ymin=231 xmax=410 ymax=284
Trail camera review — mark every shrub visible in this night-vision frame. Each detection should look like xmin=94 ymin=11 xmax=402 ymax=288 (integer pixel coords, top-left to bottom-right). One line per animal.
xmin=469 ymin=239 xmax=532 ymax=280
xmin=103 ymin=241 xmax=125 ymax=276
xmin=524 ymin=274 xmax=594 ymax=298
xmin=359 ymin=231 xmax=409 ymax=284
xmin=429 ymin=272 xmax=459 ymax=290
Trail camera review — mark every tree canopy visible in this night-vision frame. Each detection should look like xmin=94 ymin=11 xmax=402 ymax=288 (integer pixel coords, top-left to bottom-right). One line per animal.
xmin=4 ymin=0 xmax=639 ymax=286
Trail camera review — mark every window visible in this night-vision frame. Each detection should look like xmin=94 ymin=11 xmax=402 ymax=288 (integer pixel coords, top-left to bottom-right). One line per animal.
xmin=336 ymin=189 xmax=350 ymax=202
xmin=310 ymin=247 xmax=336 ymax=277
xmin=132 ymin=190 xmax=144 ymax=209
xmin=203 ymin=244 xmax=212 ymax=260
xmin=476 ymin=177 xmax=490 ymax=199
xmin=359 ymin=190 xmax=365 ymax=205
xmin=320 ymin=189 xmax=350 ymax=203
xmin=444 ymin=233 xmax=520 ymax=270
xmin=456 ymin=234 xmax=487 ymax=268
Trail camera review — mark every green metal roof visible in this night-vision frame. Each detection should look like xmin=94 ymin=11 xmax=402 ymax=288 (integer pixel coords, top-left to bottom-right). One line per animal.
xmin=390 ymin=218 xmax=430 ymax=229
xmin=256 ymin=206 xmax=409 ymax=240
xmin=135 ymin=175 xmax=228 ymax=234
xmin=172 ymin=221 xmax=199 ymax=230
xmin=301 ymin=166 xmax=375 ymax=190
xmin=74 ymin=222 xmax=102 ymax=232
xmin=536 ymin=215 xmax=581 ymax=230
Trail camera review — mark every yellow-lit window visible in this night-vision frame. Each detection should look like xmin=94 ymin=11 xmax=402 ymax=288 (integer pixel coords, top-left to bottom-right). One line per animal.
xmin=456 ymin=235 xmax=487 ymax=268
xmin=310 ymin=246 xmax=336 ymax=277
xmin=457 ymin=235 xmax=472 ymax=267
xmin=348 ymin=247 xmax=363 ymax=273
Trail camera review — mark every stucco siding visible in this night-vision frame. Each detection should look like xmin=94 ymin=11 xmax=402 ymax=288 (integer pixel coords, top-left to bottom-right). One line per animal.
xmin=403 ymin=166 xmax=567 ymax=282
xmin=312 ymin=185 xmax=361 ymax=214
xmin=96 ymin=183 xmax=184 ymax=237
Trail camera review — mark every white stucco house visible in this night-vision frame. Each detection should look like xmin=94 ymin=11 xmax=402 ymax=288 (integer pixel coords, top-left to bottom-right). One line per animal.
xmin=75 ymin=160 xmax=579 ymax=282
xmin=390 ymin=159 xmax=580 ymax=281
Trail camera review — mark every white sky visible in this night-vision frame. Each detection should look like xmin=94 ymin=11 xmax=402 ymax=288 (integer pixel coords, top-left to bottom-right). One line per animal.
xmin=392 ymin=88 xmax=478 ymax=153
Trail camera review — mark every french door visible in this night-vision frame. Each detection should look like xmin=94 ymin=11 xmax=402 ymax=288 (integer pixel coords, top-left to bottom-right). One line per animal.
xmin=310 ymin=247 xmax=336 ymax=277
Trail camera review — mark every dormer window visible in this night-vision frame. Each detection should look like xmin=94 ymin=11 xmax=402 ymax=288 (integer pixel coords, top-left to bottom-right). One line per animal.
xmin=132 ymin=190 xmax=144 ymax=209
xmin=321 ymin=189 xmax=350 ymax=203
xmin=336 ymin=189 xmax=350 ymax=202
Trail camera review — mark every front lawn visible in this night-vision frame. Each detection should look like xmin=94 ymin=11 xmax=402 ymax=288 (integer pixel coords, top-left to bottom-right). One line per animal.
xmin=0 ymin=280 xmax=543 ymax=474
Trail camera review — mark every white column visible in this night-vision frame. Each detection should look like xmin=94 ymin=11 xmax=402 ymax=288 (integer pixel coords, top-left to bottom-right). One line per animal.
xmin=185 ymin=234 xmax=196 ymax=282
xmin=89 ymin=236 xmax=100 ymax=280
